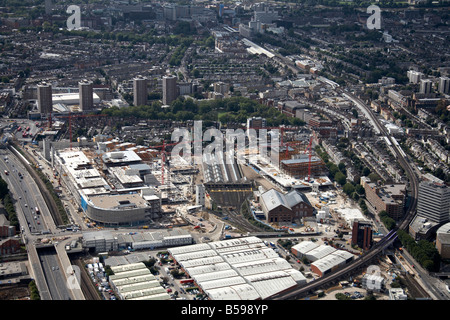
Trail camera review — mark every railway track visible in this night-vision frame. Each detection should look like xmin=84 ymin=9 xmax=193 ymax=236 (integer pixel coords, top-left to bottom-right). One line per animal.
xmin=271 ymin=90 xmax=420 ymax=300
xmin=72 ymin=258 xmax=102 ymax=300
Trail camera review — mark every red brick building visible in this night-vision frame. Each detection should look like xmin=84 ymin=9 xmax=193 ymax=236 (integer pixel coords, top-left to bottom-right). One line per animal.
xmin=260 ymin=189 xmax=314 ymax=223
xmin=0 ymin=238 xmax=21 ymax=255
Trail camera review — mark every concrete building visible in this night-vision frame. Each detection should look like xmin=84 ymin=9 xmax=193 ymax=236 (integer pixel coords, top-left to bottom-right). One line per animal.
xmin=417 ymin=181 xmax=450 ymax=224
xmin=364 ymin=182 xmax=406 ymax=220
xmin=56 ymin=149 xmax=161 ymax=226
xmin=407 ymin=70 xmax=423 ymax=84
xmin=389 ymin=288 xmax=407 ymax=300
xmin=420 ymin=79 xmax=433 ymax=94
xmin=439 ymin=76 xmax=450 ymax=95
xmin=116 ymin=228 xmax=193 ymax=251
xmin=133 ymin=75 xmax=148 ymax=106
xmin=246 ymin=116 xmax=266 ymax=129
xmin=37 ymin=81 xmax=53 ymax=114
xmin=362 ymin=273 xmax=386 ymax=292
xmin=436 ymin=222 xmax=450 ymax=259
xmin=162 ymin=75 xmax=177 ymax=106
xmin=195 ymin=184 xmax=206 ymax=207
xmin=79 ymin=79 xmax=94 ymax=111
xmin=280 ymin=155 xmax=327 ymax=180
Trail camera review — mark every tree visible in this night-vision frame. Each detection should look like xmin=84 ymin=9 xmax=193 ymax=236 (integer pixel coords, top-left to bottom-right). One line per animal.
xmin=362 ymin=167 xmax=371 ymax=176
xmin=343 ymin=182 xmax=355 ymax=195
xmin=0 ymin=177 xmax=8 ymax=199
xmin=334 ymin=170 xmax=346 ymax=185
xmin=355 ymin=184 xmax=365 ymax=195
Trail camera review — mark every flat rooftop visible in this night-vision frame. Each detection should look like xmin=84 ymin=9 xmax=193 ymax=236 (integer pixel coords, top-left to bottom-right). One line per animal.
xmin=89 ymin=193 xmax=148 ymax=210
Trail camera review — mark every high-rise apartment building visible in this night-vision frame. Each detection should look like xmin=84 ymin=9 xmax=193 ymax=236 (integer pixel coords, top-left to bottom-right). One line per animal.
xmin=37 ymin=81 xmax=53 ymax=114
xmin=79 ymin=79 xmax=94 ymax=111
xmin=439 ymin=76 xmax=450 ymax=94
xmin=420 ymin=79 xmax=433 ymax=94
xmin=417 ymin=181 xmax=450 ymax=224
xmin=162 ymin=75 xmax=178 ymax=105
xmin=133 ymin=75 xmax=148 ymax=106
xmin=407 ymin=70 xmax=423 ymax=84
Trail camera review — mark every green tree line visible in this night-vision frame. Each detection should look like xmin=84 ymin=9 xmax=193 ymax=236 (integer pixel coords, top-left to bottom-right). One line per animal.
xmin=397 ymin=229 xmax=441 ymax=272
xmin=102 ymin=96 xmax=305 ymax=127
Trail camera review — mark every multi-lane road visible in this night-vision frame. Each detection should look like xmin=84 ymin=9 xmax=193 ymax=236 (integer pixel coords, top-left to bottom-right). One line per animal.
xmin=0 ymin=146 xmax=82 ymax=300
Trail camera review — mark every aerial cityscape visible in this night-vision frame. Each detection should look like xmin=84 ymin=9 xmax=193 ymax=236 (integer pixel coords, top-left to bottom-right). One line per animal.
xmin=0 ymin=0 xmax=449 ymax=306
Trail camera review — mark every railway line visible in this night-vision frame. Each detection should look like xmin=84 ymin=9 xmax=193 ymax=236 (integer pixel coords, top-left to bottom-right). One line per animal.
xmin=72 ymin=258 xmax=102 ymax=300
xmin=271 ymin=89 xmax=420 ymax=300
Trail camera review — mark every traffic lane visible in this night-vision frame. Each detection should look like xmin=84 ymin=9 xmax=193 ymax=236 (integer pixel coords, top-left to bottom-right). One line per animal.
xmin=39 ymin=249 xmax=73 ymax=300
xmin=2 ymin=150 xmax=51 ymax=232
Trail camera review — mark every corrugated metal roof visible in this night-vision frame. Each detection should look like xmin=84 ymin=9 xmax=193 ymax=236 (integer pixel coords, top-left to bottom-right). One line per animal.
xmin=192 ymin=269 xmax=240 ymax=283
xmin=305 ymin=245 xmax=337 ymax=261
xmin=205 ymin=284 xmax=261 ymax=300
xmin=199 ymin=276 xmax=247 ymax=291
xmin=291 ymin=241 xmax=319 ymax=255
xmin=185 ymin=262 xmax=231 ymax=276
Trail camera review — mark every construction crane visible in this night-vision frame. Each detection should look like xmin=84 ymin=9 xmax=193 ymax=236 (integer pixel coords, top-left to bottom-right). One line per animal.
xmin=150 ymin=140 xmax=183 ymax=186
xmin=52 ymin=113 xmax=108 ymax=150
xmin=307 ymin=135 xmax=313 ymax=182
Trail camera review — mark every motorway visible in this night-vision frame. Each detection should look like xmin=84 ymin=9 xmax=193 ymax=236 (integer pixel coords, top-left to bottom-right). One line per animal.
xmin=0 ymin=144 xmax=83 ymax=300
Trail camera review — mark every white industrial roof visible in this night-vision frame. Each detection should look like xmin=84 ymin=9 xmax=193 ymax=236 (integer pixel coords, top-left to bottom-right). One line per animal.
xmin=169 ymin=236 xmax=307 ymax=300
xmin=110 ymin=262 xmax=146 ymax=273
xmin=192 ymin=269 xmax=240 ymax=283
xmin=283 ymin=269 xmax=308 ymax=283
xmin=185 ymin=262 xmax=231 ymax=276
xmin=291 ymin=241 xmax=319 ymax=255
xmin=110 ymin=274 xmax=155 ymax=287
xmin=116 ymin=279 xmax=161 ymax=293
xmin=305 ymin=245 xmax=337 ymax=261
xmin=109 ymin=262 xmax=168 ymax=300
xmin=205 ymin=284 xmax=261 ymax=300
xmin=221 ymin=248 xmax=279 ymax=264
xmin=172 ymin=249 xmax=218 ymax=262
xmin=330 ymin=250 xmax=355 ymax=261
xmin=311 ymin=252 xmax=347 ymax=274
xmin=233 ymin=258 xmax=292 ymax=276
xmin=245 ymin=271 xmax=298 ymax=299
xmin=168 ymin=243 xmax=211 ymax=255
xmin=179 ymin=256 xmax=225 ymax=268
xmin=199 ymin=276 xmax=247 ymax=291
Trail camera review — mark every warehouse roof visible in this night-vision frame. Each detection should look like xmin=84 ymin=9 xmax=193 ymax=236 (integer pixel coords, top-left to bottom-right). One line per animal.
xmin=245 ymin=271 xmax=298 ymax=299
xmin=109 ymin=262 xmax=169 ymax=300
xmin=291 ymin=241 xmax=319 ymax=255
xmin=199 ymin=276 xmax=247 ymax=291
xmin=260 ymin=189 xmax=311 ymax=213
xmin=205 ymin=284 xmax=261 ymax=300
xmin=310 ymin=250 xmax=355 ymax=274
xmin=185 ymin=262 xmax=231 ymax=276
xmin=192 ymin=269 xmax=240 ymax=283
xmin=305 ymin=245 xmax=337 ymax=261
xmin=169 ymin=236 xmax=307 ymax=300
xmin=233 ymin=258 xmax=292 ymax=276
